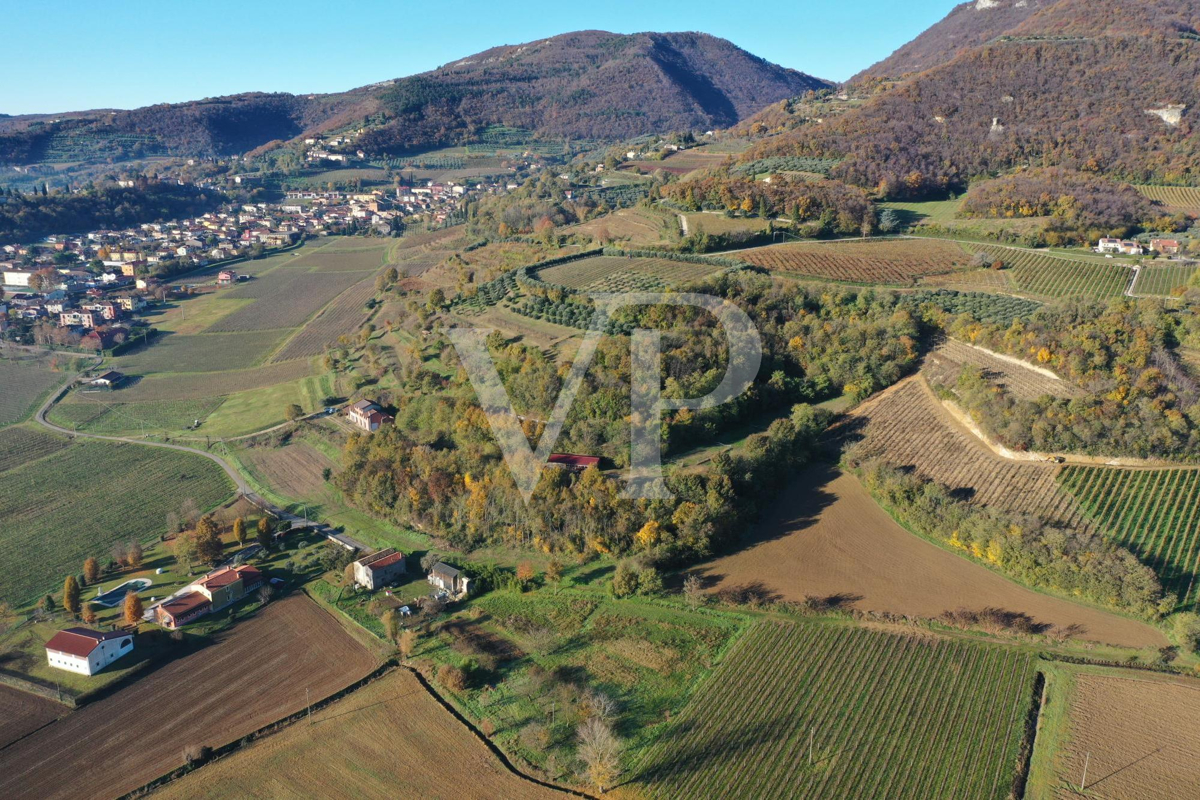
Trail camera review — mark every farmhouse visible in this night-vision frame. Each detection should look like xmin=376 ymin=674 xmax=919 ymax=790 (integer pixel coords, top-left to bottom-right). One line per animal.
xmin=347 ymin=399 xmax=394 ymax=433
xmin=155 ymin=592 xmax=212 ymax=629
xmin=88 ymin=371 xmax=125 ymax=388
xmin=154 ymin=565 xmax=263 ymax=629
xmin=352 ymin=548 xmax=406 ymax=590
xmin=548 ymin=453 xmax=601 ymax=472
xmin=45 ymin=628 xmax=134 ymax=676
xmin=1095 ymin=238 xmax=1144 ymax=255
xmin=428 ymin=562 xmax=472 ymax=598
xmin=1151 ymin=238 xmax=1183 ymax=255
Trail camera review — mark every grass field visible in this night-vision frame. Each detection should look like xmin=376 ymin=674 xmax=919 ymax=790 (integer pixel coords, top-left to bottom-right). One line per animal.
xmin=632 ymin=621 xmax=1038 ymax=799
xmin=106 ymin=359 xmax=315 ymax=402
xmin=0 ymin=595 xmax=376 ymax=800
xmin=0 ymin=358 xmax=68 ymax=427
xmin=1059 ymin=466 xmax=1200 ymax=609
xmin=0 ymin=439 xmax=234 ymax=605
xmin=740 ymin=238 xmax=970 ymax=285
xmin=46 ymin=394 xmax=226 ymax=435
xmin=683 ymin=212 xmax=770 ymax=236
xmin=1137 ymin=184 xmax=1200 ymax=214
xmin=877 ymin=199 xmax=965 ymax=226
xmin=114 ymin=329 xmax=287 ymax=373
xmin=538 ymin=255 xmax=725 ymax=291
xmin=155 ymin=669 xmax=566 ymax=799
xmin=1132 ymin=263 xmax=1197 ymax=297
xmin=567 ymin=207 xmax=679 ymax=247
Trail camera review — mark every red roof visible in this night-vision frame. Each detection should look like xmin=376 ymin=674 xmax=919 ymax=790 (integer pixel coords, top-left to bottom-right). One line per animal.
xmin=548 ymin=453 xmax=601 ymax=468
xmin=366 ymin=551 xmax=404 ymax=571
xmin=196 ymin=564 xmax=262 ymax=589
xmin=159 ymin=591 xmax=211 ymax=619
xmin=45 ymin=628 xmax=130 ymax=658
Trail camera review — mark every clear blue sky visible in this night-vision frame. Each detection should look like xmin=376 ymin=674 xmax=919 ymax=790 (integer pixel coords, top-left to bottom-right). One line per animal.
xmin=4 ymin=0 xmax=958 ymax=115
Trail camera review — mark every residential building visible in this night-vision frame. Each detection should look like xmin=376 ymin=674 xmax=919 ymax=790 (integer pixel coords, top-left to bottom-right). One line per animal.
xmin=45 ymin=628 xmax=135 ymax=675
xmin=155 ymin=592 xmax=212 ymax=630
xmin=352 ymin=548 xmax=407 ymax=590
xmin=428 ymin=562 xmax=471 ymax=598
xmin=1151 ymin=238 xmax=1183 ymax=255
xmin=347 ymin=400 xmax=394 ymax=433
xmin=88 ymin=370 xmax=125 ymax=388
xmin=548 ymin=453 xmax=601 ymax=472
xmin=192 ymin=565 xmax=263 ymax=610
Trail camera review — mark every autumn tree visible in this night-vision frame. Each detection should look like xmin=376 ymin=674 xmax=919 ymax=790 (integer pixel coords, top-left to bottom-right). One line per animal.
xmin=576 ymin=717 xmax=620 ymax=793
xmin=285 ymin=403 xmax=304 ymax=421
xmin=233 ymin=517 xmax=247 ymax=546
xmin=81 ymin=605 xmax=97 ymax=625
xmin=62 ymin=575 xmax=81 ymax=618
xmin=194 ymin=515 xmax=224 ymax=563
xmin=127 ymin=540 xmax=144 ymax=568
xmin=398 ymin=628 xmax=418 ymax=661
xmin=611 ymin=562 xmax=638 ymax=598
xmin=516 ymin=561 xmax=536 ymax=590
xmin=124 ymin=591 xmax=144 ymax=627
xmin=545 ymin=559 xmax=563 ymax=595
xmin=256 ymin=517 xmax=273 ymax=550
xmin=82 ymin=557 xmax=100 ymax=586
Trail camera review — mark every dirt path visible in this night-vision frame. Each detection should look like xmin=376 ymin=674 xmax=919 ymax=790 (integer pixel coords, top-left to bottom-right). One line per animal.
xmin=698 ymin=464 xmax=1166 ymax=650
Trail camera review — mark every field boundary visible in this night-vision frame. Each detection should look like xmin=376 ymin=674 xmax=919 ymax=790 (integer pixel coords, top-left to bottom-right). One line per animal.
xmin=0 ymin=671 xmax=75 ymax=708
xmin=1010 ymin=671 xmax=1047 ymax=800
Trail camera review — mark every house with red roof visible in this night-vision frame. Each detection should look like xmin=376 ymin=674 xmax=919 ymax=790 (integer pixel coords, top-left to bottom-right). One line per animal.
xmin=45 ymin=627 xmax=134 ymax=675
xmin=347 ymin=399 xmax=394 ymax=433
xmin=152 ymin=564 xmax=263 ymax=629
xmin=351 ymin=548 xmax=406 ymax=591
xmin=547 ymin=453 xmax=601 ymax=472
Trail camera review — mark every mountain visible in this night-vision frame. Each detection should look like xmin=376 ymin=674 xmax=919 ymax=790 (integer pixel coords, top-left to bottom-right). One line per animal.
xmin=0 ymin=31 xmax=826 ymax=166
xmin=749 ymin=0 xmax=1200 ymax=196
xmin=852 ymin=0 xmax=1048 ymax=82
xmin=357 ymin=31 xmax=828 ymax=154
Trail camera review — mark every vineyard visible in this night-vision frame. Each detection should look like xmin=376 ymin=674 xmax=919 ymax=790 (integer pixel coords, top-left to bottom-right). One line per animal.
xmin=538 ymin=255 xmax=724 ymax=291
xmin=1132 ymin=264 xmax=1197 ymax=297
xmin=922 ymin=339 xmax=1081 ymax=401
xmin=1136 ymin=184 xmax=1200 ymax=213
xmin=114 ymin=330 xmax=287 ymax=374
xmin=206 ymin=271 xmax=369 ymax=332
xmin=46 ymin=395 xmax=226 ymax=435
xmin=0 ymin=439 xmax=234 ymax=605
xmin=634 ymin=621 xmax=1037 ymax=800
xmin=1058 ymin=466 xmax=1200 ymax=608
xmin=287 ymin=240 xmax=394 ymax=272
xmin=112 ymin=360 xmax=314 ymax=402
xmin=739 ymin=238 xmax=970 ymax=284
xmin=0 ymin=426 xmax=69 ymax=473
xmin=960 ymin=245 xmax=1132 ymax=299
xmin=846 ymin=379 xmax=1093 ymax=531
xmin=271 ymin=275 xmax=378 ymax=361
xmin=0 ymin=358 xmax=67 ymax=427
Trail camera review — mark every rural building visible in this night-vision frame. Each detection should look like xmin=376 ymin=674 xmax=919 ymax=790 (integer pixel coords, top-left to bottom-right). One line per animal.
xmin=548 ymin=453 xmax=601 ymax=472
xmin=1095 ymin=238 xmax=1144 ymax=255
xmin=88 ymin=370 xmax=125 ymax=388
xmin=45 ymin=628 xmax=134 ymax=675
xmin=428 ymin=562 xmax=471 ymax=598
xmin=1151 ymin=238 xmax=1183 ymax=255
xmin=352 ymin=548 xmax=406 ymax=590
xmin=3 ymin=269 xmax=34 ymax=288
xmin=347 ymin=399 xmax=394 ymax=433
xmin=193 ymin=565 xmax=263 ymax=610
xmin=217 ymin=269 xmax=236 ymax=285
xmin=155 ymin=592 xmax=212 ymax=629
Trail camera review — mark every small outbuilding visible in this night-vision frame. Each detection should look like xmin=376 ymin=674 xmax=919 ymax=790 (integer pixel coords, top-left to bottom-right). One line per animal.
xmin=427 ymin=562 xmax=472 ymax=598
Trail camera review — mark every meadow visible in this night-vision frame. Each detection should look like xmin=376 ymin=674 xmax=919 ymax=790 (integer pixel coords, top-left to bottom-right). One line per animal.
xmin=740 ymin=238 xmax=971 ymax=285
xmin=0 ymin=439 xmax=234 ymax=605
xmin=632 ymin=621 xmax=1038 ymax=800
xmin=46 ymin=394 xmax=226 ymax=435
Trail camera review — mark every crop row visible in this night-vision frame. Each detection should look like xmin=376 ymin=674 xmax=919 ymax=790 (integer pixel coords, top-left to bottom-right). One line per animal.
xmin=1136 ymin=184 xmax=1200 ymax=211
xmin=1059 ymin=466 xmax=1200 ymax=608
xmin=0 ymin=360 xmax=66 ymax=428
xmin=1132 ymin=264 xmax=1197 ymax=297
xmin=207 ymin=272 xmax=366 ymax=332
xmin=272 ymin=276 xmax=379 ymax=361
xmin=538 ymin=256 xmax=723 ymax=291
xmin=740 ymin=239 xmax=970 ymax=285
xmin=962 ymin=245 xmax=1131 ymax=299
xmin=0 ymin=427 xmax=69 ymax=474
xmin=635 ymin=621 xmax=1036 ymax=799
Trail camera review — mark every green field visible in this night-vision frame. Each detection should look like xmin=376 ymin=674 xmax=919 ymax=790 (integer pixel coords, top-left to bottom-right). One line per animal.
xmin=962 ymin=245 xmax=1132 ymax=299
xmin=0 ymin=358 xmax=68 ymax=427
xmin=0 ymin=439 xmax=234 ymax=605
xmin=632 ymin=621 xmax=1037 ymax=799
xmin=538 ymin=255 xmax=725 ymax=291
xmin=1059 ymin=467 xmax=1200 ymax=609
xmin=114 ymin=329 xmax=287 ymax=373
xmin=47 ymin=395 xmax=226 ymax=435
xmin=1132 ymin=264 xmax=1197 ymax=297
xmin=0 ymin=426 xmax=70 ymax=473
xmin=878 ymin=199 xmax=965 ymax=226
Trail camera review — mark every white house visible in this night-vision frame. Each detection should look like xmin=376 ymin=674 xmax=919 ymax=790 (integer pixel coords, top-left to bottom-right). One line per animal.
xmin=45 ymin=628 xmax=135 ymax=676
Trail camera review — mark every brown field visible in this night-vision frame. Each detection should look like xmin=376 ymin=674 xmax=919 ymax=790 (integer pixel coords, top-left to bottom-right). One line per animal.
xmin=394 ymin=225 xmax=468 ymax=251
xmin=923 ymin=339 xmax=1082 ymax=401
xmin=271 ymin=275 xmax=378 ymax=361
xmin=0 ymin=685 xmax=62 ymax=749
xmin=1053 ymin=671 xmax=1200 ymax=798
xmin=697 ymin=463 xmax=1165 ymax=649
xmin=153 ymin=669 xmax=566 ymax=800
xmin=919 ymin=267 xmax=1016 ymax=294
xmin=566 ymin=207 xmax=677 ymax=247
xmin=240 ymin=441 xmax=336 ymax=498
xmin=622 ymin=149 xmax=729 ymax=175
xmin=844 ymin=378 xmax=1094 ymax=531
xmin=0 ymin=595 xmax=376 ymax=800
xmin=740 ymin=238 xmax=971 ymax=284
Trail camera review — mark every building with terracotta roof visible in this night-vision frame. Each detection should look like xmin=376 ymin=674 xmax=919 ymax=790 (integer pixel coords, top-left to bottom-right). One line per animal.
xmin=192 ymin=565 xmax=263 ymax=610
xmin=347 ymin=399 xmax=394 ymax=433
xmin=155 ymin=591 xmax=212 ymax=630
xmin=547 ymin=453 xmax=601 ymax=472
xmin=45 ymin=627 xmax=134 ymax=675
xmin=351 ymin=548 xmax=406 ymax=590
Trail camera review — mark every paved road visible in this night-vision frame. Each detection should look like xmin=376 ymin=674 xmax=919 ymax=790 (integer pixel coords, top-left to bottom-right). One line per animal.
xmin=33 ymin=375 xmax=368 ymax=552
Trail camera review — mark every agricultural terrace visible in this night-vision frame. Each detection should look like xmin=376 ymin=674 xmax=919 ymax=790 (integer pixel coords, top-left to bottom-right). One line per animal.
xmin=1132 ymin=263 xmax=1197 ymax=297
xmin=739 ymin=238 xmax=970 ymax=285
xmin=155 ymin=669 xmax=566 ymax=799
xmin=633 ymin=621 xmax=1037 ymax=800
xmin=567 ymin=207 xmax=679 ymax=247
xmin=0 ymin=685 xmax=61 ymax=751
xmin=845 ymin=378 xmax=1093 ymax=532
xmin=1033 ymin=666 xmax=1200 ymax=798
xmin=0 ymin=357 xmax=69 ymax=428
xmin=623 ymin=148 xmax=729 ymax=176
xmin=922 ymin=339 xmax=1082 ymax=401
xmin=0 ymin=438 xmax=233 ymax=605
xmin=1136 ymin=184 xmax=1200 ymax=215
xmin=1059 ymin=466 xmax=1200 ymax=609
xmin=0 ymin=596 xmax=376 ymax=800
xmin=960 ymin=245 xmax=1132 ymax=299
xmin=537 ymin=255 xmax=726 ymax=292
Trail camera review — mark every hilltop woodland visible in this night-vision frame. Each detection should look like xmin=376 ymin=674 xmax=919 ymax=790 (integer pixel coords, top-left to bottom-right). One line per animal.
xmin=0 ymin=181 xmax=228 ymax=246
xmin=937 ymin=297 xmax=1200 ymax=460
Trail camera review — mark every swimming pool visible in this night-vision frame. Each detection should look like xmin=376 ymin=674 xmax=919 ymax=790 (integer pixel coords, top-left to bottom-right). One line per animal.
xmin=92 ymin=578 xmax=152 ymax=607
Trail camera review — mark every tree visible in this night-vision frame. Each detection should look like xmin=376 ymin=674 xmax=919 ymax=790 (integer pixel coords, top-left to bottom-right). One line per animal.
xmin=611 ymin=562 xmax=639 ymax=598
xmin=682 ymin=573 xmax=704 ymax=611
xmin=174 ymin=532 xmax=198 ymax=575
xmin=63 ymin=575 xmax=81 ymax=618
xmin=127 ymin=540 xmax=144 ymax=568
xmin=343 ymin=562 xmax=357 ymax=587
xmin=426 ymin=288 xmax=446 ymax=312
xmin=193 ymin=515 xmax=224 ymax=563
xmin=40 ymin=594 xmax=56 ymax=614
xmin=637 ymin=566 xmax=663 ymax=596
xmin=81 ymin=605 xmax=97 ymax=625
xmin=545 ymin=559 xmax=563 ymax=595
xmin=576 ymin=717 xmax=620 ymax=793
xmin=285 ymin=403 xmax=305 ymax=421
xmin=420 ymin=551 xmax=441 ymax=573
xmin=124 ymin=591 xmax=143 ymax=627
xmin=82 ymin=557 xmax=100 ymax=586
xmin=398 ymin=628 xmax=418 ymax=660
xmin=257 ymin=516 xmax=273 ymax=550
xmin=516 ymin=561 xmax=536 ymax=590
xmin=233 ymin=517 xmax=247 ymax=546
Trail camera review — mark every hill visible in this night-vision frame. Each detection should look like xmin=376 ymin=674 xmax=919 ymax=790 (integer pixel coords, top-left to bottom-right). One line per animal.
xmin=0 ymin=31 xmax=826 ymax=165
xmin=357 ymin=31 xmax=828 ymax=154
xmin=852 ymin=0 xmax=1048 ymax=82
xmin=749 ymin=0 xmax=1200 ymax=196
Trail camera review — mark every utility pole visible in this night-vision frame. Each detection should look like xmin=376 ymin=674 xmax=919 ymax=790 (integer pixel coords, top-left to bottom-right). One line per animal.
xmin=1080 ymin=751 xmax=1090 ymax=792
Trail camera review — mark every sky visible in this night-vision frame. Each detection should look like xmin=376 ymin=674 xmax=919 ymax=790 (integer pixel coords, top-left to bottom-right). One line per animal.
xmin=3 ymin=0 xmax=960 ymax=116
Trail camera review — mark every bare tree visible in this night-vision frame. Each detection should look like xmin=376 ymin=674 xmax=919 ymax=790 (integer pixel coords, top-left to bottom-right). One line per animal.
xmin=577 ymin=717 xmax=620 ymax=793
xmin=683 ymin=573 xmax=704 ymax=611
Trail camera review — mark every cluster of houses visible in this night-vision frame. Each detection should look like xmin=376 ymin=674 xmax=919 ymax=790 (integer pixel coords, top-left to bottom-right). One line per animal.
xmin=1095 ymin=237 xmax=1185 ymax=256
